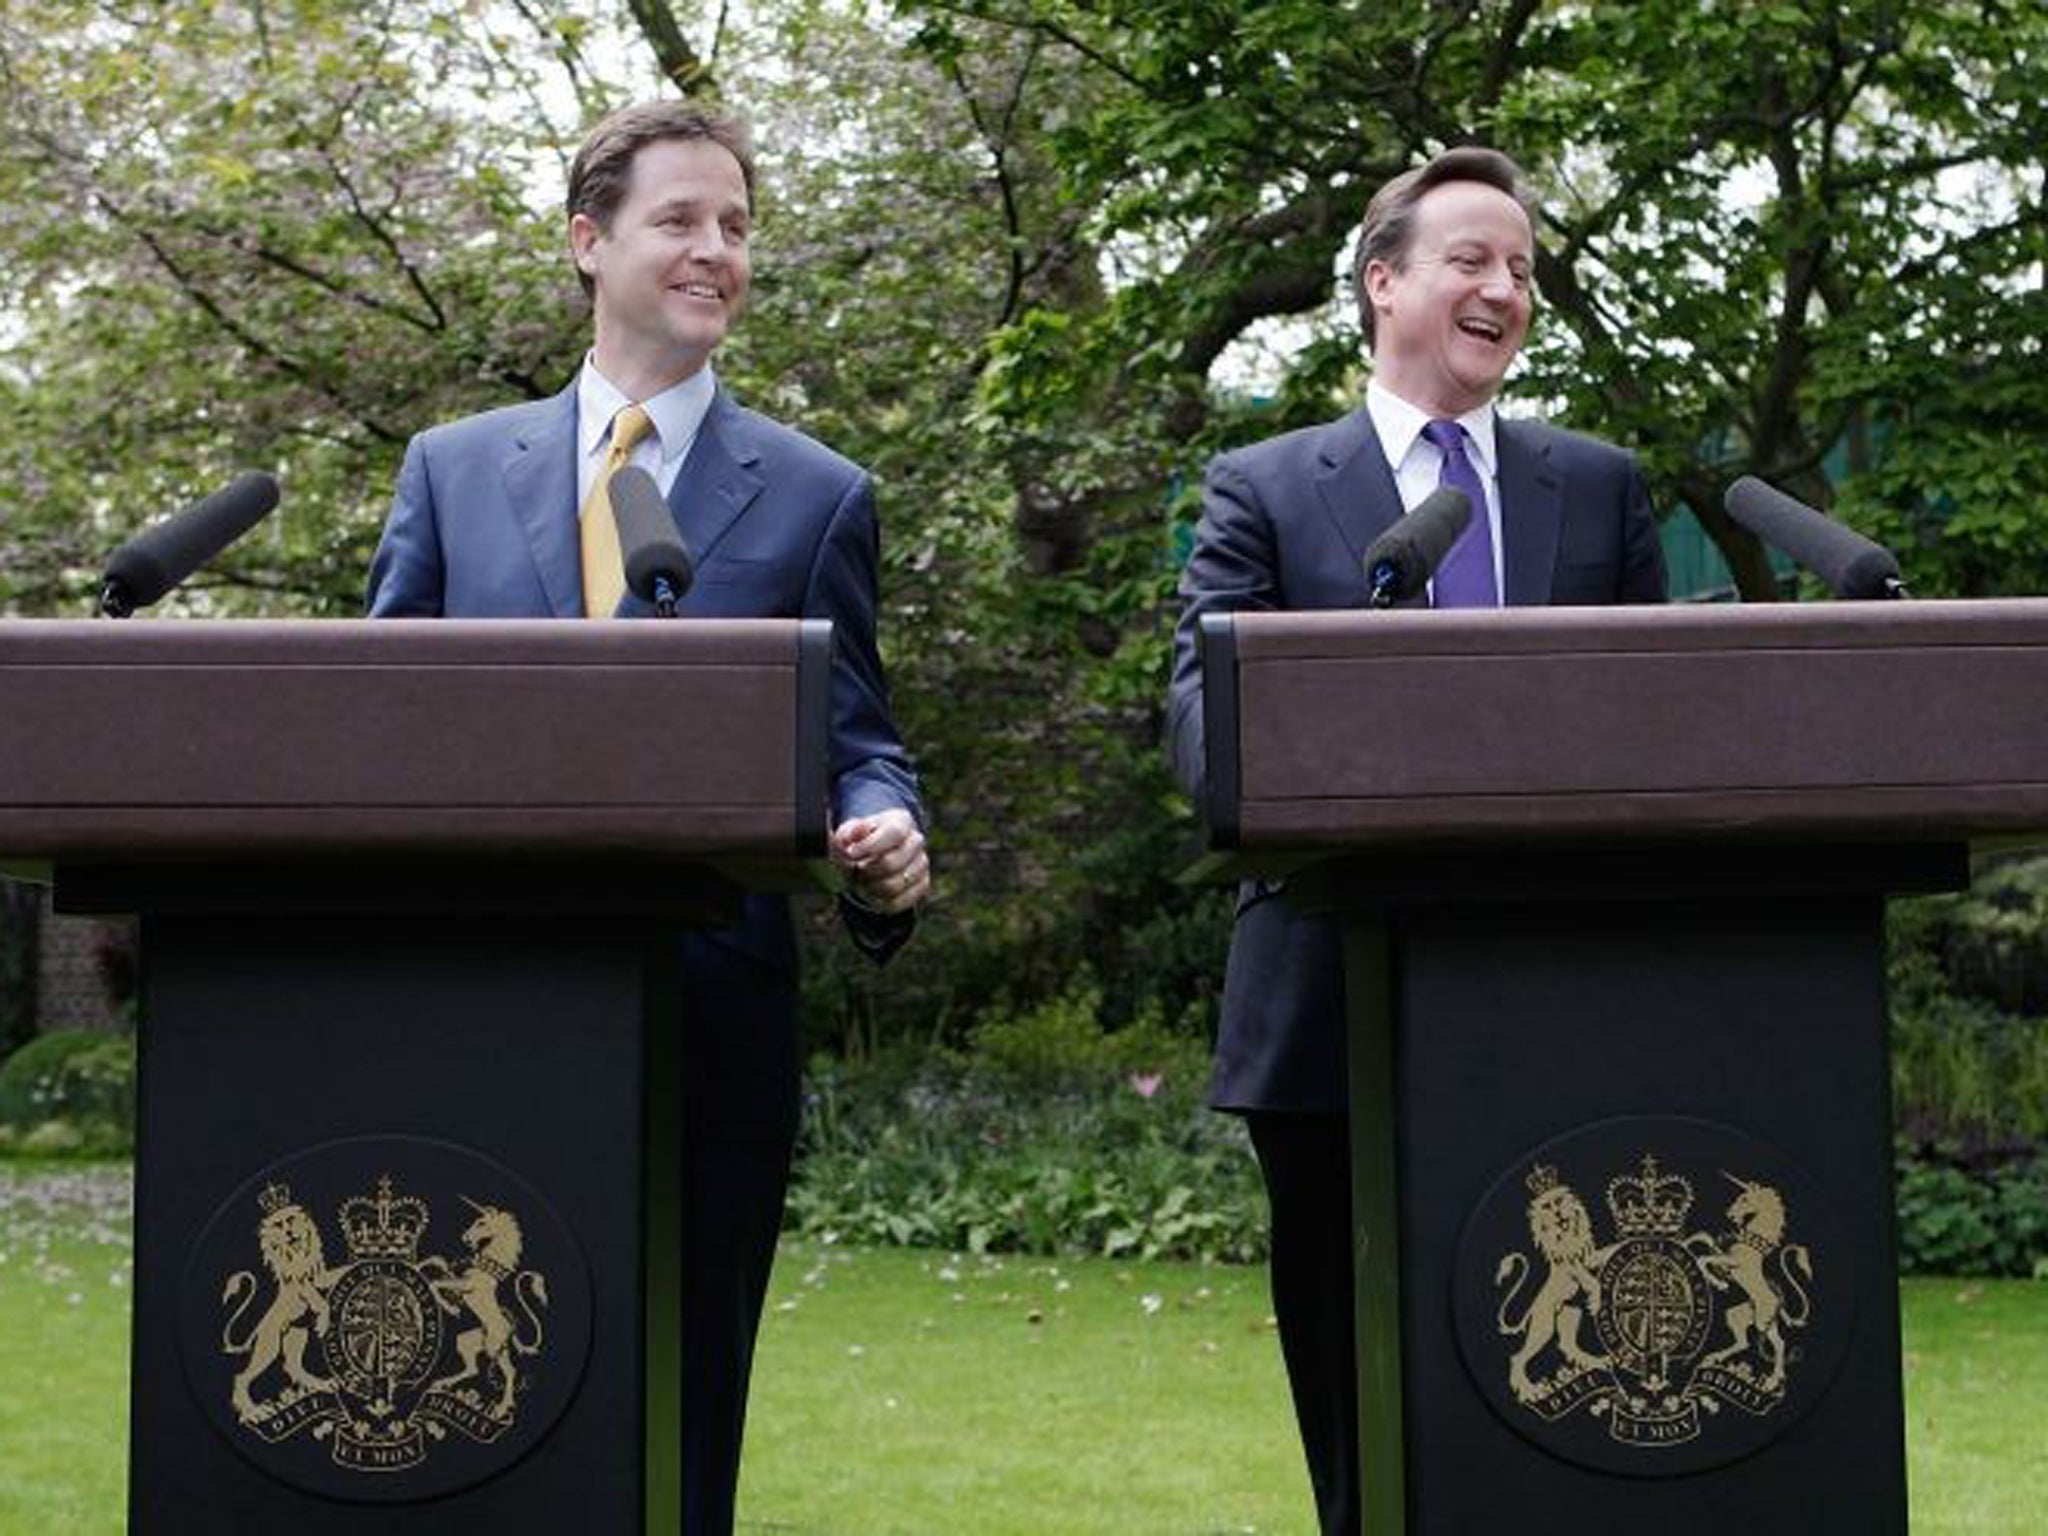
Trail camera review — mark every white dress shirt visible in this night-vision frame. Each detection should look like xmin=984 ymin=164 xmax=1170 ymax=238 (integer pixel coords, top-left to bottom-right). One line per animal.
xmin=575 ymin=358 xmax=717 ymax=508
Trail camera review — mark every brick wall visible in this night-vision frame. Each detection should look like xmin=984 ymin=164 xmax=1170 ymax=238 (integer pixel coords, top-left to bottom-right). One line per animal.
xmin=31 ymin=888 xmax=132 ymax=1034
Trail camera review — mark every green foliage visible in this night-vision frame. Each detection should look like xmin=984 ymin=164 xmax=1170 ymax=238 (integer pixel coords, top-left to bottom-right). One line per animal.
xmin=1931 ymin=855 xmax=2048 ymax=1018
xmin=1890 ymin=857 xmax=2048 ymax=1148
xmin=1888 ymin=854 xmax=2048 ymax=1278
xmin=788 ymin=979 xmax=1266 ymax=1262
xmin=0 ymin=0 xmax=614 ymax=616
xmin=0 ymin=1029 xmax=136 ymax=1157
xmin=1894 ymin=1146 xmax=2048 ymax=1280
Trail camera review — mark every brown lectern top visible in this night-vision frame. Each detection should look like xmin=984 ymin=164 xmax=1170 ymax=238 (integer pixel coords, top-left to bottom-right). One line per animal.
xmin=0 ymin=618 xmax=831 ymax=868
xmin=1199 ymin=597 xmax=2048 ymax=852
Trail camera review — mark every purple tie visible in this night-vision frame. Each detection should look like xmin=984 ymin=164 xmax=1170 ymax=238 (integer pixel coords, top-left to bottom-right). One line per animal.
xmin=1421 ymin=419 xmax=1499 ymax=608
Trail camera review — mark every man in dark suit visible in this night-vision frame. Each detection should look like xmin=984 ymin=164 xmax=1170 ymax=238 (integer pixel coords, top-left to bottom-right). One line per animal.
xmin=365 ymin=99 xmax=929 ymax=1535
xmin=1166 ymin=146 xmax=1666 ymax=1534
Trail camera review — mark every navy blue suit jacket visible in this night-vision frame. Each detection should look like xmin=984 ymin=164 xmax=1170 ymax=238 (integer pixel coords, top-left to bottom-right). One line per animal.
xmin=367 ymin=382 xmax=921 ymax=1139
xmin=1167 ymin=406 xmax=1667 ymax=1114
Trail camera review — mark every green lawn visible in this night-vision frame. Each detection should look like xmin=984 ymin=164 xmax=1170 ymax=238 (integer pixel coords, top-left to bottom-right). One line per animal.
xmin=738 ymin=1242 xmax=1298 ymax=1535
xmin=3 ymin=1164 xmax=2045 ymax=1534
xmin=0 ymin=1166 xmax=131 ymax=1534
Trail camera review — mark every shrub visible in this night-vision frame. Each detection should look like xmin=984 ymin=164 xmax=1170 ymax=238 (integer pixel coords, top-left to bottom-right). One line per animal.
xmin=789 ymin=977 xmax=1267 ymax=1263
xmin=1938 ymin=854 xmax=2048 ymax=1016
xmin=1889 ymin=880 xmax=2048 ymax=1147
xmin=0 ymin=1028 xmax=136 ymax=1157
xmin=1894 ymin=1142 xmax=2048 ymax=1278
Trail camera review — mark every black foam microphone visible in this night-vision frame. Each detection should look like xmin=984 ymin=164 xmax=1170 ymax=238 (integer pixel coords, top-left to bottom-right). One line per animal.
xmin=1724 ymin=476 xmax=1905 ymax=600
xmin=1362 ymin=486 xmax=1473 ymax=608
xmin=99 ymin=471 xmax=281 ymax=617
xmin=608 ymin=465 xmax=694 ymax=618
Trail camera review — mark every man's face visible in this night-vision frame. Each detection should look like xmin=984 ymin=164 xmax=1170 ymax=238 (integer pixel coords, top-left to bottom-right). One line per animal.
xmin=1365 ymin=179 xmax=1534 ymax=418
xmin=571 ymin=136 xmax=752 ymax=383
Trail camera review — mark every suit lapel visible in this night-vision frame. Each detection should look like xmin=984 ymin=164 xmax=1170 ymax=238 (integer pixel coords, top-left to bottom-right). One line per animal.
xmin=1313 ymin=406 xmax=1406 ymax=577
xmin=1497 ymin=418 xmax=1562 ymax=606
xmin=501 ymin=385 xmax=583 ymax=617
xmin=669 ymin=390 xmax=765 ymax=568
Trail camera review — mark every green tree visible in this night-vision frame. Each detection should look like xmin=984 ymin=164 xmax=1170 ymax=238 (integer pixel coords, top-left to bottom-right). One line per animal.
xmin=0 ymin=0 xmax=621 ymax=614
xmin=904 ymin=0 xmax=2048 ymax=599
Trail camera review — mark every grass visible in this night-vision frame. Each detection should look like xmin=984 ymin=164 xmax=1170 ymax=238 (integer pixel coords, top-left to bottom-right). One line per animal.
xmin=0 ymin=1164 xmax=130 ymax=1534
xmin=3 ymin=1163 xmax=2046 ymax=1534
xmin=737 ymin=1242 xmax=1298 ymax=1535
xmin=1899 ymin=1278 xmax=2048 ymax=1534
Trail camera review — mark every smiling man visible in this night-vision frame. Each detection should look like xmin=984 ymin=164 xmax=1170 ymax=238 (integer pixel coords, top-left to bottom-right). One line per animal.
xmin=1166 ymin=146 xmax=1664 ymax=1536
xmin=367 ymin=99 xmax=928 ymax=1535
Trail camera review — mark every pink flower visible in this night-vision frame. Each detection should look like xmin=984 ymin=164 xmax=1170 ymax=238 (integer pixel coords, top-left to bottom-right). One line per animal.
xmin=1128 ymin=1072 xmax=1164 ymax=1100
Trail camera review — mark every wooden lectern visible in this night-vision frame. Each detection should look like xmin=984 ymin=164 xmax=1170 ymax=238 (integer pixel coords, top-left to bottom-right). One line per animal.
xmin=1194 ymin=598 xmax=2048 ymax=1534
xmin=0 ymin=618 xmax=831 ymax=1532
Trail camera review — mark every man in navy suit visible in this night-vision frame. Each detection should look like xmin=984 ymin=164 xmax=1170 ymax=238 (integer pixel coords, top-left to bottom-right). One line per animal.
xmin=366 ymin=100 xmax=929 ymax=1535
xmin=1167 ymin=147 xmax=1665 ymax=1534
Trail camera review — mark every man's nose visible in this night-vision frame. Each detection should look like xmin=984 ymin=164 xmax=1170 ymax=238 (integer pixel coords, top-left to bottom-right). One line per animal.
xmin=683 ymin=218 xmax=724 ymax=261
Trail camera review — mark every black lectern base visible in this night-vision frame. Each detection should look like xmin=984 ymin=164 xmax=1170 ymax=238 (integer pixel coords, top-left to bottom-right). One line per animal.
xmin=82 ymin=864 xmax=701 ymax=1535
xmin=1339 ymin=844 xmax=1958 ymax=1536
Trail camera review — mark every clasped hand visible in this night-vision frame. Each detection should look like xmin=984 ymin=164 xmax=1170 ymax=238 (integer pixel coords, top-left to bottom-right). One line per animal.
xmin=830 ymin=807 xmax=930 ymax=914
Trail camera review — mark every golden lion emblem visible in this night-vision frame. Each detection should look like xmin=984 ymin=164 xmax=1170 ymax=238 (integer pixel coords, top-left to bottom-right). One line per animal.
xmin=221 ymin=1185 xmax=339 ymax=1422
xmin=1496 ymin=1168 xmax=1612 ymax=1401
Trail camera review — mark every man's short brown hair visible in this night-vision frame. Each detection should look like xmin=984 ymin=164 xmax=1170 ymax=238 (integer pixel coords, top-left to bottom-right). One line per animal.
xmin=1350 ymin=146 xmax=1536 ymax=346
xmin=566 ymin=99 xmax=756 ymax=297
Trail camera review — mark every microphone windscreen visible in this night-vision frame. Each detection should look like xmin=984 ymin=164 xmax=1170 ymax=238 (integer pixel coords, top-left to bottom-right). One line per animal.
xmin=1406 ymin=485 xmax=1473 ymax=573
xmin=609 ymin=466 xmax=695 ymax=602
xmin=103 ymin=471 xmax=280 ymax=610
xmin=1362 ymin=485 xmax=1472 ymax=602
xmin=1724 ymin=476 xmax=1901 ymax=599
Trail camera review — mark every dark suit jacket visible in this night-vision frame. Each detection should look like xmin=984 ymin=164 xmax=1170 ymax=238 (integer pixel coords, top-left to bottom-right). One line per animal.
xmin=1166 ymin=406 xmax=1667 ymax=1113
xmin=366 ymin=382 xmax=921 ymax=1139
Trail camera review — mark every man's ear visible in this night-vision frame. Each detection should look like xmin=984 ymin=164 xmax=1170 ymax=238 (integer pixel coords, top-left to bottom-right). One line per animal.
xmin=1363 ymin=258 xmax=1397 ymax=321
xmin=568 ymin=212 xmax=603 ymax=279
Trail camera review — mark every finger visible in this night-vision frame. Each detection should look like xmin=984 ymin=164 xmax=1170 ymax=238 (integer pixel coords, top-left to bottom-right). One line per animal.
xmin=870 ymin=869 xmax=927 ymax=914
xmin=844 ymin=822 xmax=914 ymax=864
xmin=858 ymin=841 xmax=925 ymax=882
xmin=858 ymin=855 xmax=927 ymax=912
xmin=853 ymin=834 xmax=924 ymax=875
xmin=830 ymin=817 xmax=874 ymax=853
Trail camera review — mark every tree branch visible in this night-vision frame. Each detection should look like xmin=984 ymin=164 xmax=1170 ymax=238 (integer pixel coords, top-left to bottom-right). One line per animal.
xmin=108 ymin=198 xmax=407 ymax=444
xmin=626 ymin=0 xmax=715 ymax=97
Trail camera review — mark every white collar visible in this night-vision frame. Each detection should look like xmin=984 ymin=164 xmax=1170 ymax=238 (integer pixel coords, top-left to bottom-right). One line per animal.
xmin=576 ymin=358 xmax=717 ymax=463
xmin=1365 ymin=379 xmax=1499 ymax=476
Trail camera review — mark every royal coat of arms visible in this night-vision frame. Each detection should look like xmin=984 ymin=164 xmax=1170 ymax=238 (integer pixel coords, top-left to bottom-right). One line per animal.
xmin=1491 ymin=1153 xmax=1814 ymax=1448
xmin=218 ymin=1174 xmax=550 ymax=1473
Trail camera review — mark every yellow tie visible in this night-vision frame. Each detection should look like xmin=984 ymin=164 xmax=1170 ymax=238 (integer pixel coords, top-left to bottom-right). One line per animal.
xmin=580 ymin=404 xmax=656 ymax=617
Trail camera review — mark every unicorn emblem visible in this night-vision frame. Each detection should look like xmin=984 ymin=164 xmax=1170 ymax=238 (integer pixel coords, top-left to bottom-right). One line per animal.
xmin=420 ymin=1199 xmax=550 ymax=1420
xmin=1690 ymin=1174 xmax=1813 ymax=1394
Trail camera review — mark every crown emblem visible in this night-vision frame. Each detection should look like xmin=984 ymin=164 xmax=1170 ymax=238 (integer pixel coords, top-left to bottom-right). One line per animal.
xmin=1606 ymin=1153 xmax=1693 ymax=1237
xmin=340 ymin=1175 xmax=430 ymax=1261
xmin=255 ymin=1182 xmax=295 ymax=1217
xmin=1525 ymin=1164 xmax=1561 ymax=1198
